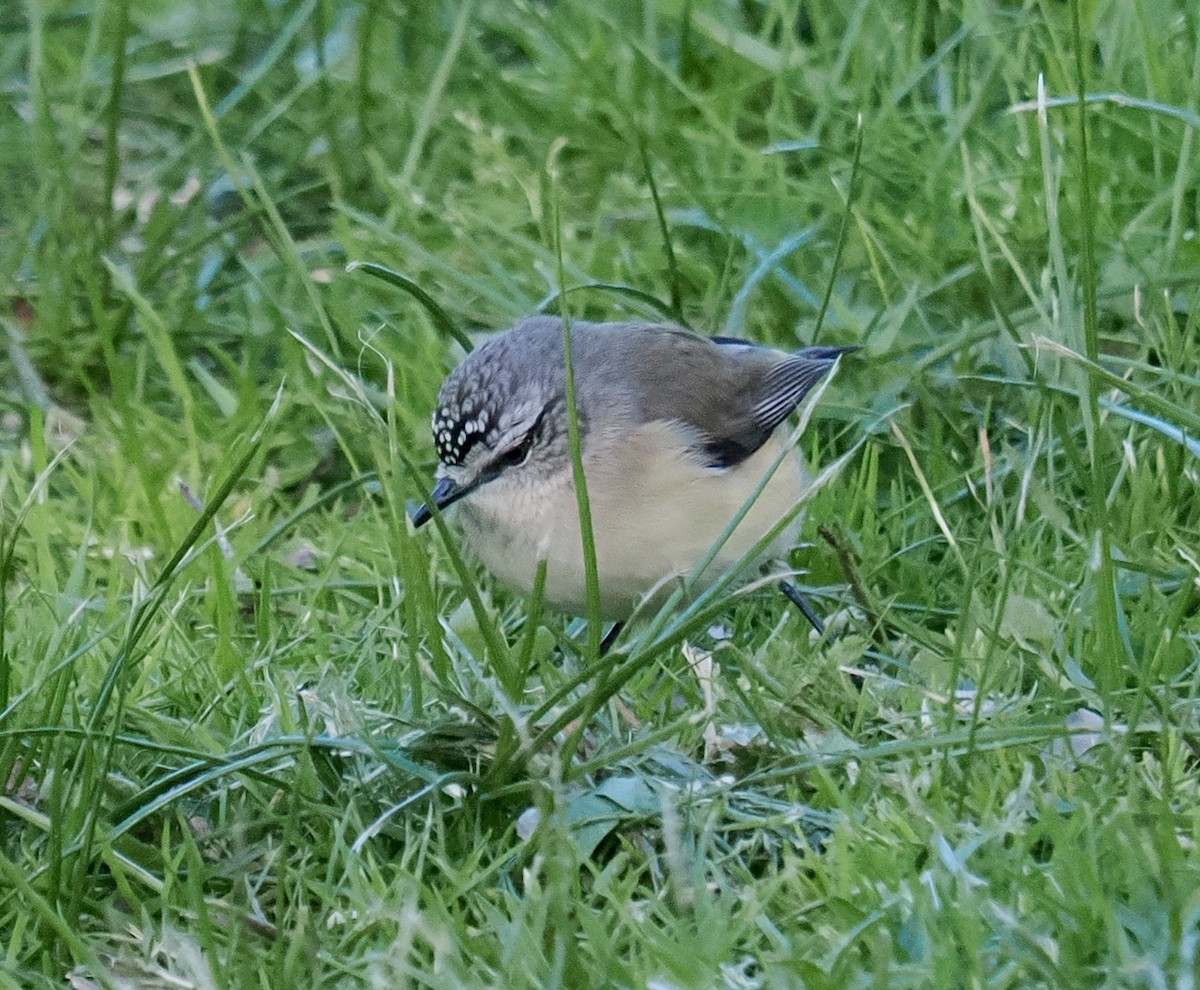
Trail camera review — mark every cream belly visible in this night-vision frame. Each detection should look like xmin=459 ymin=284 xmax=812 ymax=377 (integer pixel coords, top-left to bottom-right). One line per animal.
xmin=454 ymin=421 xmax=808 ymax=620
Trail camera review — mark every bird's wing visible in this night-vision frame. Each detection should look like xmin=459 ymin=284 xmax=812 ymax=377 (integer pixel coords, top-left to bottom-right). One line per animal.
xmin=750 ymin=347 xmax=851 ymax=436
xmin=584 ymin=324 xmax=851 ymax=471
xmin=693 ymin=344 xmax=853 ymax=469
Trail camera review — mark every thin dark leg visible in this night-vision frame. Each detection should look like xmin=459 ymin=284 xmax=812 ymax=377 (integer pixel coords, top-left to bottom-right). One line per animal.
xmin=779 ymin=580 xmax=863 ymax=691
xmin=599 ymin=621 xmax=624 ymax=656
xmin=778 ymin=580 xmax=825 ymax=635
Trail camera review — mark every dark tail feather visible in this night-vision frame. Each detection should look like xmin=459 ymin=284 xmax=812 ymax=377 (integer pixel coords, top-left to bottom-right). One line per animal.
xmin=793 ymin=344 xmax=861 ymax=361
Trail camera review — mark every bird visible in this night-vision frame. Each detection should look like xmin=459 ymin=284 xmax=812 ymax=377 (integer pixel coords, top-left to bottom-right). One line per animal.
xmin=411 ymin=316 xmax=852 ymax=628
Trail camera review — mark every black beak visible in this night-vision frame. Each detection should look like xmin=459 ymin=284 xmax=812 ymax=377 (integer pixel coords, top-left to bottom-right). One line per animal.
xmin=411 ymin=475 xmax=473 ymax=528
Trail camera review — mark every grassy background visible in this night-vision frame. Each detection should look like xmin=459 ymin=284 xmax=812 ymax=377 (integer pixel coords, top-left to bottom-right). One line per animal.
xmin=2 ymin=0 xmax=1199 ymax=986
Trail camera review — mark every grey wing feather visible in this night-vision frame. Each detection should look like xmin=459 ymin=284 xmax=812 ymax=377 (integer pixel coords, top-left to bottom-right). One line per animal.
xmin=593 ymin=324 xmax=853 ymax=470
xmin=699 ymin=345 xmax=853 ymax=469
xmin=751 ymin=349 xmax=847 ymax=435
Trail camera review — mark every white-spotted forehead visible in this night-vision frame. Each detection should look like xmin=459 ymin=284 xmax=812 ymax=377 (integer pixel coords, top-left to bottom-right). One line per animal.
xmin=431 ymin=398 xmax=494 ymax=466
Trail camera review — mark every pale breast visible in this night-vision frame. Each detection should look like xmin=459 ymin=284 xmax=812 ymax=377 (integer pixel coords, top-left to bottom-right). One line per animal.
xmin=454 ymin=422 xmax=808 ymax=620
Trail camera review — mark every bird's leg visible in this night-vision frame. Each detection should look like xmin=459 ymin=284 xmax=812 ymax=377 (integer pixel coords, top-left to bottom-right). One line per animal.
xmin=777 ymin=580 xmax=824 ymax=635
xmin=599 ymin=621 xmax=624 ymax=656
xmin=779 ymin=579 xmax=864 ymax=691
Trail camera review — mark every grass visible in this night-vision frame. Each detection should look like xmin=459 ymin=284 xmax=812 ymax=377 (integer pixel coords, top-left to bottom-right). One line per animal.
xmin=2 ymin=0 xmax=1199 ymax=986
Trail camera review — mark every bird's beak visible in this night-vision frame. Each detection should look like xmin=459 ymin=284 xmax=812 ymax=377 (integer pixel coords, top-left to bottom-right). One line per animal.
xmin=411 ymin=475 xmax=473 ymax=528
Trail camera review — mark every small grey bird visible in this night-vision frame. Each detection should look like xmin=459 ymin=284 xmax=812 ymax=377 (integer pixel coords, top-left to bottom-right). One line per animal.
xmin=412 ymin=317 xmax=851 ymax=622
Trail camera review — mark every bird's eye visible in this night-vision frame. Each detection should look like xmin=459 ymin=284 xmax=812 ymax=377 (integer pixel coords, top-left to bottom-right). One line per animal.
xmin=496 ymin=427 xmax=537 ymax=469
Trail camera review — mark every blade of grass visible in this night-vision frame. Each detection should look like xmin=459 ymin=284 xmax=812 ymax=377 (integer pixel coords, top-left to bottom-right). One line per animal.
xmin=811 ymin=113 xmax=864 ymax=343
xmin=188 ymin=63 xmax=343 ymax=358
xmin=100 ymin=0 xmax=129 ymax=253
xmin=213 ymin=0 xmax=320 ymax=117
xmin=397 ymin=0 xmax=476 ymax=188
xmin=62 ymin=397 xmax=277 ymax=926
xmin=637 ymin=139 xmax=684 ymax=321
xmin=1068 ymin=0 xmax=1127 ymax=695
xmin=551 ymin=191 xmax=601 ymax=659
xmin=0 ymin=852 xmax=109 ymax=980
xmin=536 ymin=282 xmax=684 ymax=325
xmin=348 ymin=261 xmax=473 ymax=352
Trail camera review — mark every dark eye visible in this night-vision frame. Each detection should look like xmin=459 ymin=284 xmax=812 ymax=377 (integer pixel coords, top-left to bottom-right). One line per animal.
xmin=496 ymin=427 xmax=537 ymax=469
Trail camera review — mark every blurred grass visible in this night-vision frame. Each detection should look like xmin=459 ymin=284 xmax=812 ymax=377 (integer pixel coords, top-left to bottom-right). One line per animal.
xmin=1 ymin=0 xmax=1199 ymax=987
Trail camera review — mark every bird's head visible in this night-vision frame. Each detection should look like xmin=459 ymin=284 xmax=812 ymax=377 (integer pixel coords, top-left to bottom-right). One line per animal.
xmin=411 ymin=335 xmax=570 ymax=527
